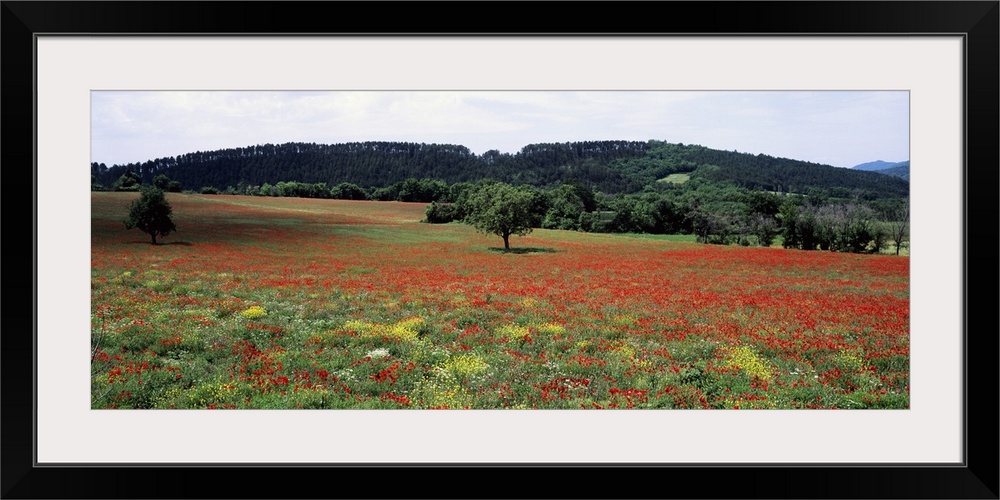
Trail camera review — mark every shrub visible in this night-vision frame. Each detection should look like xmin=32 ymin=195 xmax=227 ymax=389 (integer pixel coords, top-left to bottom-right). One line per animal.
xmin=424 ymin=201 xmax=460 ymax=223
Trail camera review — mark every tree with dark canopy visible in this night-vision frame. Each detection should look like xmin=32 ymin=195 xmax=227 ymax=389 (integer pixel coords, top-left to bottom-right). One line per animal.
xmin=124 ymin=186 xmax=177 ymax=244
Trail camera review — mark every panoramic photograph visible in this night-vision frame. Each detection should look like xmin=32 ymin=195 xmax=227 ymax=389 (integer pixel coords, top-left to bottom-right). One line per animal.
xmin=90 ymin=90 xmax=910 ymax=410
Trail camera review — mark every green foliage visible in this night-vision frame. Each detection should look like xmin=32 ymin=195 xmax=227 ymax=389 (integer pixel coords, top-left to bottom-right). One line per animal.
xmin=373 ymin=178 xmax=449 ymax=203
xmin=274 ymin=181 xmax=330 ymax=198
xmin=777 ymin=200 xmax=802 ymax=249
xmin=113 ymin=170 xmax=142 ymax=191
xmin=744 ymin=191 xmax=782 ymax=218
xmin=123 ymin=187 xmax=177 ymax=244
xmin=605 ymin=196 xmax=656 ymax=234
xmin=330 ymin=182 xmax=368 ymax=200
xmin=748 ymin=214 xmax=779 ymax=247
xmin=778 ymin=201 xmax=887 ymax=253
xmin=463 ymin=181 xmax=538 ymax=250
xmin=541 ymin=184 xmax=586 ymax=230
xmin=259 ymin=183 xmax=277 ymax=196
xmin=423 ymin=201 xmax=460 ymax=224
xmin=153 ymin=174 xmax=171 ymax=190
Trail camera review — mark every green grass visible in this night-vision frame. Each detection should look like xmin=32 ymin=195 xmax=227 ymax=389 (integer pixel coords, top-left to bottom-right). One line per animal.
xmin=657 ymin=173 xmax=691 ymax=184
xmin=616 ymin=233 xmax=699 ymax=242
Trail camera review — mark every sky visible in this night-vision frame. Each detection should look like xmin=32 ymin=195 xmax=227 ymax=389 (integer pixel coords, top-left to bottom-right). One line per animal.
xmin=91 ymin=90 xmax=909 ymax=169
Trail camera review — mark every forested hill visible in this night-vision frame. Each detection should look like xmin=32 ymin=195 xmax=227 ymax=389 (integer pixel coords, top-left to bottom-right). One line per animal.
xmin=93 ymin=141 xmax=650 ymax=194
xmin=91 ymin=139 xmax=908 ymax=199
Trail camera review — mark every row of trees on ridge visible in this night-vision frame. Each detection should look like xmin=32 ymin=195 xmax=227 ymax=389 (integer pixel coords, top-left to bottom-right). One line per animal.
xmin=91 ymin=139 xmax=909 ymax=200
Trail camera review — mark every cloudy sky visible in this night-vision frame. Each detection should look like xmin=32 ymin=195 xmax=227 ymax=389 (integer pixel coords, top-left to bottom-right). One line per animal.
xmin=91 ymin=90 xmax=908 ymax=169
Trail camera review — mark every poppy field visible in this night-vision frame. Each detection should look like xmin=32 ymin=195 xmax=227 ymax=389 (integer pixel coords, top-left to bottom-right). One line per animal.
xmin=90 ymin=192 xmax=909 ymax=410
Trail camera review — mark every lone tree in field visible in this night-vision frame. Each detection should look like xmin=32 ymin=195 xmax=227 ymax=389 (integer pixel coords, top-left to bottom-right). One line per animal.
xmin=124 ymin=186 xmax=177 ymax=244
xmin=463 ymin=181 xmax=537 ymax=251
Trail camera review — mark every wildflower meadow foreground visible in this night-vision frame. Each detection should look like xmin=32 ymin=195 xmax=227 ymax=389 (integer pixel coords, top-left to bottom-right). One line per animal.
xmin=91 ymin=192 xmax=909 ymax=409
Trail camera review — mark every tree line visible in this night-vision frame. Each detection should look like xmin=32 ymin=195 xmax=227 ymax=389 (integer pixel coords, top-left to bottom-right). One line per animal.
xmin=91 ymin=140 xmax=651 ymax=196
xmin=91 ymin=139 xmax=908 ymax=200
xmin=93 ymin=137 xmax=910 ymax=255
xmin=426 ymin=178 xmax=909 ymax=255
xmin=101 ymin=168 xmax=908 ymax=255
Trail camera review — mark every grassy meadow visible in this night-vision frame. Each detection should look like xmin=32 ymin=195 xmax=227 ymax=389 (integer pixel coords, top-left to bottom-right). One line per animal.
xmin=91 ymin=192 xmax=909 ymax=409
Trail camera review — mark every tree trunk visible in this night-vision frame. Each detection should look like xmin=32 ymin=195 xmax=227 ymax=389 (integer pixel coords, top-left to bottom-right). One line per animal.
xmin=503 ymin=234 xmax=510 ymax=251
xmin=150 ymin=233 xmax=157 ymax=245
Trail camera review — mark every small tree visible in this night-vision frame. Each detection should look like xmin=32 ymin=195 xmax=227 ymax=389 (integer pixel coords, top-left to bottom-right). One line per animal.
xmin=887 ymin=198 xmax=909 ymax=256
xmin=748 ymin=213 xmax=778 ymax=247
xmin=463 ymin=181 xmax=536 ymax=251
xmin=124 ymin=186 xmax=177 ymax=244
xmin=776 ymin=200 xmax=801 ymax=249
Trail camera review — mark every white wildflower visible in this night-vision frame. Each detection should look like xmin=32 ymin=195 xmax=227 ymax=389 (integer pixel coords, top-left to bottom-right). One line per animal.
xmin=366 ymin=348 xmax=391 ymax=359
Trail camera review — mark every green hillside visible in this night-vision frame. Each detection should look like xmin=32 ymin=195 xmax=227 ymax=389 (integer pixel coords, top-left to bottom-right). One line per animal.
xmin=93 ymin=139 xmax=908 ymax=200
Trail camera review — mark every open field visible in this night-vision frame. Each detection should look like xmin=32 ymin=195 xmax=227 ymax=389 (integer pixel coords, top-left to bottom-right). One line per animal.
xmin=91 ymin=192 xmax=909 ymax=409
xmin=656 ymin=173 xmax=691 ymax=184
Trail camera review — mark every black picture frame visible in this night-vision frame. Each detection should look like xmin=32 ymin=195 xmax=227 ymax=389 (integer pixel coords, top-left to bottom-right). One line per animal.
xmin=3 ymin=2 xmax=997 ymax=498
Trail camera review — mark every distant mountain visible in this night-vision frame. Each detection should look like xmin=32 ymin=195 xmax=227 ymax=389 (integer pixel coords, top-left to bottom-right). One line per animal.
xmin=852 ymin=160 xmax=909 ymax=181
xmin=852 ymin=160 xmax=908 ymax=171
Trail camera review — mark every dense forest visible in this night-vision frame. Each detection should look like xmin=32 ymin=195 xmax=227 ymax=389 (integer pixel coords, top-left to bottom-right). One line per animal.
xmin=91 ymin=140 xmax=908 ymax=199
xmin=92 ymin=140 xmax=910 ymax=254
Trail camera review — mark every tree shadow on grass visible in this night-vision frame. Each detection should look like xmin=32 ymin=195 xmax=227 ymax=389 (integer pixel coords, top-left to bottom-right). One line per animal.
xmin=125 ymin=240 xmax=193 ymax=246
xmin=487 ymin=247 xmax=557 ymax=254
